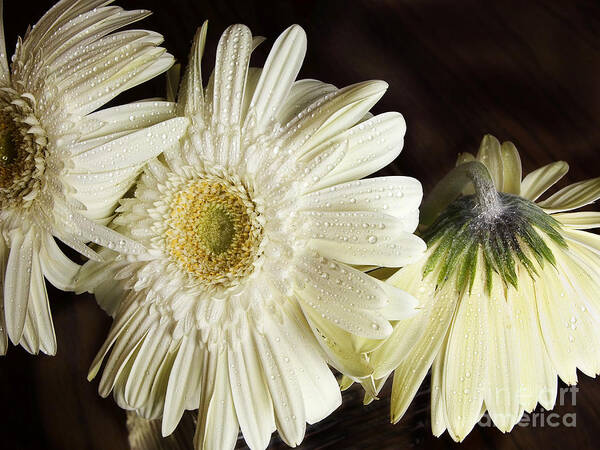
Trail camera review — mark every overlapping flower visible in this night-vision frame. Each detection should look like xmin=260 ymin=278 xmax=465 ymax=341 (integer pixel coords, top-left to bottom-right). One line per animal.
xmin=0 ymin=0 xmax=188 ymax=355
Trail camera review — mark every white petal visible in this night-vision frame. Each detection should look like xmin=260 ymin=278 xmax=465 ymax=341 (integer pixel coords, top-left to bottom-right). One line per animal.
xmin=193 ymin=350 xmax=217 ymax=449
xmin=537 ymin=177 xmax=600 ymax=213
xmin=179 ymin=22 xmax=208 ymax=117
xmin=278 ymin=80 xmax=388 ymax=159
xmin=313 ymin=112 xmax=406 ymax=189
xmin=562 ymin=228 xmax=600 ymax=257
xmin=27 ymin=251 xmax=56 ymax=355
xmin=500 ymin=141 xmax=522 ymax=195
xmin=370 ymin=260 xmax=434 ymax=380
xmin=79 ymin=101 xmax=177 ymax=141
xmin=253 ymin=315 xmax=306 ymax=447
xmin=442 ymin=269 xmax=488 ymax=441
xmin=277 ymin=79 xmax=336 ymax=125
xmin=553 ymin=211 xmax=600 ymax=229
xmin=228 ymin=324 xmax=275 ymax=450
xmin=484 ymin=274 xmax=521 ymax=433
xmin=201 ymin=352 xmax=239 ymax=450
xmin=476 ymin=135 xmax=503 ymax=190
xmin=537 ymin=243 xmax=600 ymax=381
xmin=430 ymin=335 xmax=449 ymax=437
xmin=282 ymin=303 xmax=341 ymax=424
xmin=511 ymin=274 xmax=557 ymax=412
xmin=40 ymin=233 xmax=79 ymax=291
xmin=4 ymin=230 xmax=34 ymax=344
xmin=125 ymin=324 xmax=173 ymax=409
xmin=211 ymin=24 xmax=252 ymax=128
xmin=302 ymin=210 xmax=425 ymax=267
xmin=301 ymin=176 xmax=423 ymax=222
xmin=294 ymin=252 xmax=390 ymax=307
xmin=0 ymin=235 xmax=7 ymax=355
xmin=0 ymin=0 xmax=9 ymax=84
xmin=302 ymin=305 xmax=373 ymax=378
xmin=137 ymin=343 xmax=175 ymax=420
xmin=520 ymin=161 xmax=569 ymax=201
xmin=386 ymin=263 xmax=459 ymax=423
xmin=162 ymin=329 xmax=201 ymax=436
xmin=96 ymin=308 xmax=158 ymax=396
xmin=70 ymin=117 xmax=189 ymax=172
xmin=246 ymin=25 xmax=307 ymax=134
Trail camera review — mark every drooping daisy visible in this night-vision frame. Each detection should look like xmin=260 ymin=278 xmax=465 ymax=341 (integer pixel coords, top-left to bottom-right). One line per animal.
xmin=366 ymin=135 xmax=600 ymax=441
xmin=0 ymin=0 xmax=188 ymax=355
xmin=78 ymin=23 xmax=425 ymax=450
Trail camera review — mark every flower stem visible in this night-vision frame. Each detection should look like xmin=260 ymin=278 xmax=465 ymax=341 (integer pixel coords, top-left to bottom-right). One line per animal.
xmin=421 ymin=161 xmax=501 ymax=227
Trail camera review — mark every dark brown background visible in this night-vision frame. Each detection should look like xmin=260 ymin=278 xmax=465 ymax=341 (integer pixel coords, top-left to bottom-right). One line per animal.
xmin=1 ymin=0 xmax=599 ymax=449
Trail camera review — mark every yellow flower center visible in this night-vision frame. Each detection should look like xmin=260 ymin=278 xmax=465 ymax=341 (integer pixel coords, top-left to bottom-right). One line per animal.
xmin=0 ymin=112 xmax=26 ymax=189
xmin=167 ymin=179 xmax=262 ymax=287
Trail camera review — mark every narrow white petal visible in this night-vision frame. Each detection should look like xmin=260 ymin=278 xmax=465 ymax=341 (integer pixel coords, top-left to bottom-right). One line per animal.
xmin=520 ymin=161 xmax=569 ymax=201
xmin=70 ymin=118 xmax=189 ymax=172
xmin=369 ymin=261 xmax=433 ymax=380
xmin=283 ymin=303 xmax=341 ymax=424
xmin=476 ymin=134 xmax=503 ymax=190
xmin=202 ymin=352 xmax=239 ymax=450
xmin=137 ymin=344 xmax=176 ymax=420
xmin=4 ymin=230 xmax=34 ymax=344
xmin=553 ymin=211 xmax=600 ymax=229
xmin=500 ymin=141 xmax=522 ymax=195
xmin=484 ymin=274 xmax=521 ymax=433
xmin=228 ymin=325 xmax=275 ymax=450
xmin=79 ymin=101 xmax=177 ymax=141
xmin=193 ymin=350 xmax=218 ymax=449
xmin=443 ymin=270 xmax=488 ymax=441
xmin=302 ymin=305 xmax=373 ymax=378
xmin=211 ymin=24 xmax=252 ymax=128
xmin=246 ymin=25 xmax=307 ymax=134
xmin=301 ymin=176 xmax=423 ymax=221
xmin=431 ymin=336 xmax=449 ymax=437
xmin=537 ymin=177 xmax=600 ymax=213
xmin=179 ymin=22 xmax=208 ymax=117
xmin=19 ymin=311 xmax=38 ymax=354
xmin=96 ymin=309 xmax=158 ymax=395
xmin=511 ymin=273 xmax=557 ymax=412
xmin=124 ymin=324 xmax=173 ymax=409
xmin=314 ymin=112 xmax=406 ymax=189
xmin=277 ymin=79 xmax=336 ymax=126
xmin=278 ymin=80 xmax=388 ymax=159
xmin=162 ymin=330 xmax=201 ymax=436
xmin=302 ymin=210 xmax=426 ymax=267
xmin=253 ymin=315 xmax=306 ymax=447
xmin=0 ymin=236 xmax=7 ymax=354
xmin=386 ymin=266 xmax=459 ymax=423
xmin=537 ymin=243 xmax=600 ymax=381
xmin=28 ymin=251 xmax=56 ymax=355
xmin=0 ymin=0 xmax=8 ymax=84
xmin=40 ymin=233 xmax=79 ymax=291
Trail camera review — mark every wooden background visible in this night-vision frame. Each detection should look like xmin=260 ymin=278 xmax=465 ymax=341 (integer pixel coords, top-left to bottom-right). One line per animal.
xmin=1 ymin=0 xmax=600 ymax=449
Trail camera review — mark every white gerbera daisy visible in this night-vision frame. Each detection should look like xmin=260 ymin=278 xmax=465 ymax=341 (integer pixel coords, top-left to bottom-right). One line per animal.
xmin=0 ymin=0 xmax=188 ymax=355
xmin=78 ymin=23 xmax=425 ymax=450
xmin=367 ymin=135 xmax=600 ymax=441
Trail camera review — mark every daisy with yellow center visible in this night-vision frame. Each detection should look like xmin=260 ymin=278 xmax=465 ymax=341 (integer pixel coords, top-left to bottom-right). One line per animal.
xmin=78 ymin=23 xmax=425 ymax=450
xmin=0 ymin=0 xmax=188 ymax=355
xmin=364 ymin=135 xmax=600 ymax=441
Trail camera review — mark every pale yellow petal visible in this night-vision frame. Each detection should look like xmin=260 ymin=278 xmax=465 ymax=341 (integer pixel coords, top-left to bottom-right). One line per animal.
xmin=476 ymin=134 xmax=503 ymax=191
xmin=500 ymin=141 xmax=522 ymax=195
xmin=520 ymin=161 xmax=568 ymax=201
xmin=484 ymin=273 xmax=521 ymax=433
xmin=537 ymin=177 xmax=600 ymax=213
